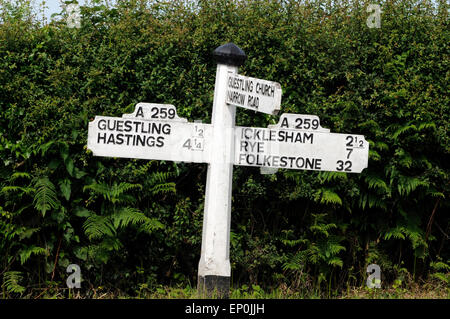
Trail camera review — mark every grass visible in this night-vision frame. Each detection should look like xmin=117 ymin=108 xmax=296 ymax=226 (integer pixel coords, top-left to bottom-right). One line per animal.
xmin=9 ymin=278 xmax=447 ymax=299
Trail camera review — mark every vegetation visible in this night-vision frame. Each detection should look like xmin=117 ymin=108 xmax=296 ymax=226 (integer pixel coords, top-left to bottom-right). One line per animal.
xmin=0 ymin=0 xmax=448 ymax=298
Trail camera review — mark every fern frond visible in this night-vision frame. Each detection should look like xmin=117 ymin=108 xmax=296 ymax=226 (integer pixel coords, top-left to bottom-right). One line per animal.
xmin=316 ymin=188 xmax=342 ymax=206
xmin=19 ymin=245 xmax=47 ymax=265
xmin=318 ymin=237 xmax=346 ymax=259
xmin=149 ymin=182 xmax=176 ymax=195
xmin=392 ymin=123 xmax=417 ymax=140
xmin=369 ymin=149 xmax=381 ymax=161
xmin=3 ymin=271 xmax=25 ymax=294
xmin=10 ymin=172 xmax=32 ymax=181
xmin=83 ymin=214 xmax=115 ymax=240
xmin=147 ymin=171 xmax=176 ymax=186
xmin=83 ymin=182 xmax=142 ymax=203
xmin=138 ymin=218 xmax=164 ymax=234
xmin=18 ymin=227 xmax=40 ymax=240
xmin=282 ymin=251 xmax=307 ymax=271
xmin=317 ymin=171 xmax=347 ymax=183
xmin=83 ymin=182 xmax=110 ymax=198
xmin=310 ymin=223 xmax=337 ymax=237
xmin=426 ymin=189 xmax=445 ymax=199
xmin=397 ymin=175 xmax=429 ymax=196
xmin=364 ymin=173 xmax=389 ymax=193
xmin=430 ymin=261 xmax=450 ymax=272
xmin=281 ymin=238 xmax=308 ymax=247
xmin=359 ymin=192 xmax=388 ymax=210
xmin=33 ymin=177 xmax=59 ymax=217
xmin=417 ymin=122 xmax=436 ymax=131
xmin=1 ymin=186 xmax=34 ymax=195
xmin=430 ymin=273 xmax=449 ymax=284
xmin=396 ymin=148 xmax=413 ymax=169
xmin=374 ymin=141 xmax=389 ymax=151
xmin=384 ymin=226 xmax=406 ymax=240
xmin=111 ymin=182 xmax=142 ymax=199
xmin=111 ymin=207 xmax=147 ymax=229
xmin=327 ymin=256 xmax=344 ymax=268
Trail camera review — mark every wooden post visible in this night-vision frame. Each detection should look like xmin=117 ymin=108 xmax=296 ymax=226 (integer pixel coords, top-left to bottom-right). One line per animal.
xmin=197 ymin=43 xmax=246 ymax=298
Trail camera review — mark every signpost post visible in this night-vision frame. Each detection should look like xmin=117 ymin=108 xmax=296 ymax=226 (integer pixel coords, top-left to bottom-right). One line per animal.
xmin=87 ymin=43 xmax=369 ymax=298
xmin=197 ymin=43 xmax=246 ymax=297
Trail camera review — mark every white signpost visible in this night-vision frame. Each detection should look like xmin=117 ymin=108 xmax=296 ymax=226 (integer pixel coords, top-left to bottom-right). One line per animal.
xmin=88 ymin=103 xmax=211 ymax=164
xmin=226 ymin=73 xmax=282 ymax=115
xmin=235 ymin=114 xmax=368 ymax=173
xmin=87 ymin=43 xmax=369 ymax=298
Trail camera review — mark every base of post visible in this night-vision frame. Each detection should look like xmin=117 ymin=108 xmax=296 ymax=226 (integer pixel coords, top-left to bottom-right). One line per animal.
xmin=197 ymin=275 xmax=230 ymax=298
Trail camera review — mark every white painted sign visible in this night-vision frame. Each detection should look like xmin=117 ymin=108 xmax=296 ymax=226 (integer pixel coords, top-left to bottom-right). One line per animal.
xmin=226 ymin=72 xmax=282 ymax=115
xmin=87 ymin=103 xmax=211 ymax=164
xmin=235 ymin=113 xmax=369 ymax=173
xmin=86 ymin=42 xmax=370 ymax=298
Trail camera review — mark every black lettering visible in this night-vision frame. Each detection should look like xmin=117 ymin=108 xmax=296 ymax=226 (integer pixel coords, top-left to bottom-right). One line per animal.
xmin=98 ymin=119 xmax=106 ymax=130
xmin=315 ymin=158 xmax=322 ymax=170
xmin=244 ymin=128 xmax=252 ymax=139
xmin=263 ymin=155 xmax=271 ymax=166
xmin=244 ymin=80 xmax=253 ymax=92
xmin=162 ymin=124 xmax=171 ymax=135
xmin=116 ymin=133 xmax=124 ymax=145
xmin=135 ymin=106 xmax=144 ymax=117
xmin=141 ymin=122 xmax=149 ymax=134
xmin=296 ymin=157 xmax=305 ymax=168
xmin=150 ymin=123 xmax=159 ymax=134
xmin=97 ymin=132 xmax=107 ymax=143
xmin=256 ymin=154 xmax=264 ymax=165
xmin=116 ymin=121 xmax=123 ymax=132
xmin=125 ymin=134 xmax=133 ymax=145
xmin=239 ymin=153 xmax=246 ymax=164
xmin=133 ymin=121 xmax=141 ymax=132
xmin=124 ymin=120 xmax=132 ymax=132
xmin=288 ymin=157 xmax=296 ymax=167
xmin=137 ymin=135 xmax=146 ymax=146
xmin=145 ymin=136 xmax=155 ymax=147
xmin=156 ymin=136 xmax=165 ymax=147
xmin=304 ymin=133 xmax=313 ymax=144
xmin=272 ymin=155 xmax=279 ymax=167
xmin=246 ymin=154 xmax=255 ymax=164
xmin=284 ymin=131 xmax=294 ymax=143
xmin=305 ymin=157 xmax=315 ymax=169
xmin=107 ymin=134 xmax=115 ymax=144
xmin=257 ymin=142 xmax=264 ymax=153
xmin=270 ymin=130 xmax=276 ymax=141
xmin=107 ymin=119 xmax=116 ymax=131
xmin=295 ymin=132 xmax=303 ymax=143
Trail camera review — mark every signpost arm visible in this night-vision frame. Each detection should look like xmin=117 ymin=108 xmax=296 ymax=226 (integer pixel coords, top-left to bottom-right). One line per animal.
xmin=197 ymin=43 xmax=246 ymax=298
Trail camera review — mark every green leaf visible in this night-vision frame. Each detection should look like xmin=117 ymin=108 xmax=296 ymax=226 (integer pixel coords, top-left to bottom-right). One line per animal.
xmin=316 ymin=188 xmax=342 ymax=206
xmin=74 ymin=167 xmax=87 ymax=179
xmin=33 ymin=177 xmax=59 ymax=217
xmin=19 ymin=246 xmax=47 ymax=265
xmin=83 ymin=214 xmax=115 ymax=240
xmin=64 ymin=157 xmax=74 ymax=177
xmin=74 ymin=207 xmax=92 ymax=218
xmin=364 ymin=173 xmax=389 ymax=193
xmin=3 ymin=271 xmax=25 ymax=294
xmin=59 ymin=179 xmax=71 ymax=201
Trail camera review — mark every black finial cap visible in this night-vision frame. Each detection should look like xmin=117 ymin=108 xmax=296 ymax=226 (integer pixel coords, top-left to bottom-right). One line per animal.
xmin=213 ymin=43 xmax=247 ymax=66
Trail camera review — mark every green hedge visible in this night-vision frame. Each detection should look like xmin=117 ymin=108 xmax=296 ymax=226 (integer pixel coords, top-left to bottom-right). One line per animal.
xmin=0 ymin=0 xmax=448 ymax=296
